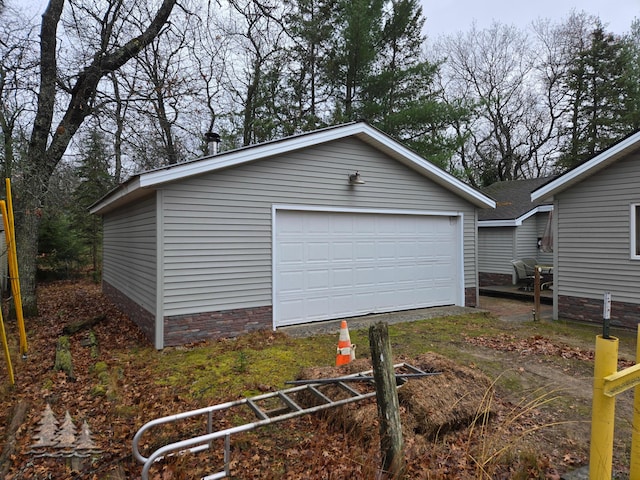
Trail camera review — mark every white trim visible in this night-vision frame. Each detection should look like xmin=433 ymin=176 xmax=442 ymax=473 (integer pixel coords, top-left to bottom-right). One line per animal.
xmin=532 ymin=131 xmax=640 ymax=202
xmin=155 ymin=190 xmax=164 ymax=349
xmin=272 ymin=203 xmax=463 ymax=217
xmin=478 ymin=204 xmax=553 ymax=227
xmin=94 ymin=123 xmax=495 ymax=214
xmin=271 ymin=205 xmax=466 ymax=329
xmin=631 ymin=203 xmax=640 ymax=260
xmin=89 ymin=177 xmax=142 ymax=214
xmin=456 ymin=212 xmax=465 ymax=306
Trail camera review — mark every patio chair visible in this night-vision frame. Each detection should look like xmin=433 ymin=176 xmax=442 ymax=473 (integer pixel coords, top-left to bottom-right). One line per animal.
xmin=520 ymin=258 xmax=537 ymax=277
xmin=511 ymin=260 xmax=535 ymax=291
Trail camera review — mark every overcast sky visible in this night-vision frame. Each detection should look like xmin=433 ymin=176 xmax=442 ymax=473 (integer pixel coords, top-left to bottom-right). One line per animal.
xmin=420 ymin=0 xmax=639 ymax=38
xmin=16 ymin=0 xmax=640 ymax=38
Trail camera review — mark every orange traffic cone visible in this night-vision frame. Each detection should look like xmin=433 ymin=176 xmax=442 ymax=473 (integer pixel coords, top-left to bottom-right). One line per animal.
xmin=336 ymin=320 xmax=356 ymax=366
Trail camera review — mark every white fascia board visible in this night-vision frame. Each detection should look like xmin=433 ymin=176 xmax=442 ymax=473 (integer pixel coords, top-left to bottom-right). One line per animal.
xmin=478 ymin=204 xmax=553 ymax=227
xmin=531 ymin=131 xmax=640 ymax=202
xmin=89 ymin=177 xmax=142 ymax=215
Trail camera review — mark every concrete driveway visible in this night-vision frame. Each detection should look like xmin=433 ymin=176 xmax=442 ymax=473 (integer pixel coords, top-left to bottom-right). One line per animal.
xmin=280 ymin=295 xmax=549 ymax=338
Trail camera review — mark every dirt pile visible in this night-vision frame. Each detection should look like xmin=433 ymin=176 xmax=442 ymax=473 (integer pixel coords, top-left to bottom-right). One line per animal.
xmin=296 ymin=352 xmax=496 ymax=447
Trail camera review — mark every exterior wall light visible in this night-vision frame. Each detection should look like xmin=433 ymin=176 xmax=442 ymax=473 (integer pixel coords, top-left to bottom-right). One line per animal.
xmin=348 ymin=171 xmax=365 ymax=185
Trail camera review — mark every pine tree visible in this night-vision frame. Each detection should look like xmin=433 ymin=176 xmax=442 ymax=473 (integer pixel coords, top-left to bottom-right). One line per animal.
xmin=561 ymin=25 xmax=635 ymax=168
xmin=326 ymin=0 xmax=384 ymax=122
xmin=283 ymin=0 xmax=336 ymax=131
xmin=361 ymin=0 xmax=465 ymax=163
xmin=71 ymin=128 xmax=114 ymax=274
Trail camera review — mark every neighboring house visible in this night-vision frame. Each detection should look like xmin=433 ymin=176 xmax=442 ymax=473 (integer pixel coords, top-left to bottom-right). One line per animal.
xmin=478 ymin=177 xmax=554 ymax=286
xmin=531 ymin=130 xmax=640 ymax=328
xmin=90 ymin=122 xmax=495 ymax=349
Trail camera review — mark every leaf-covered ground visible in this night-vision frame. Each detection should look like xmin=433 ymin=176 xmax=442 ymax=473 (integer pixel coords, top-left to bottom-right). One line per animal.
xmin=0 ymin=280 xmax=636 ymax=479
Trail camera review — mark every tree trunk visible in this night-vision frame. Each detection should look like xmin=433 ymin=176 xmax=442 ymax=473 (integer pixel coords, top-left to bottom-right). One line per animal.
xmin=369 ymin=322 xmax=405 ymax=479
xmin=16 ymin=0 xmax=177 ymax=315
xmin=14 ymin=178 xmax=46 ymax=317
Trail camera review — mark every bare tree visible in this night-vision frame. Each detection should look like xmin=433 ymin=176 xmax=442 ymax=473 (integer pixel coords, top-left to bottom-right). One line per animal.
xmin=0 ymin=7 xmax=38 ymax=184
xmin=223 ymin=0 xmax=288 ymax=146
xmin=17 ymin=0 xmax=177 ymax=314
xmin=436 ymin=22 xmax=563 ymax=186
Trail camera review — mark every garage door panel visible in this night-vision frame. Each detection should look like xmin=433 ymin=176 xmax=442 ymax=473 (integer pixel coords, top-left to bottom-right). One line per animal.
xmin=332 ymin=242 xmax=354 ymax=261
xmin=307 ymin=243 xmax=329 ymax=262
xmin=279 ymin=242 xmax=304 ymax=263
xmin=307 ymin=269 xmax=329 ymax=289
xmin=275 ymin=210 xmax=460 ymax=327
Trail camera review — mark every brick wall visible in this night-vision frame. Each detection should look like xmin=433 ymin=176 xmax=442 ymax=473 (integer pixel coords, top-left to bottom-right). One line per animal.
xmin=163 ymin=305 xmax=273 ymax=347
xmin=559 ymin=294 xmax=640 ymax=330
xmin=465 ymin=287 xmax=478 ymax=307
xmin=103 ymin=281 xmax=155 ymax=344
xmin=478 ymin=272 xmax=512 ymax=287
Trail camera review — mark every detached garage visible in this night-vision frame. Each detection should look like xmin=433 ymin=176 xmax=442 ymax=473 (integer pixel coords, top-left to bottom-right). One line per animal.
xmin=91 ymin=122 xmax=495 ymax=348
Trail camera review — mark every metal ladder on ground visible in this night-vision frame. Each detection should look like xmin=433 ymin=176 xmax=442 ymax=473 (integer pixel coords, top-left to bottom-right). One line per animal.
xmin=133 ymin=362 xmax=434 ymax=480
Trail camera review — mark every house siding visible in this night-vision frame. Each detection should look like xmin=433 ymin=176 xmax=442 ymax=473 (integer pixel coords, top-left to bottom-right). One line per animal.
xmin=556 ymin=153 xmax=640 ymax=326
xmin=478 ymin=227 xmax=514 ymax=286
xmin=102 ymin=194 xmax=157 ymax=333
xmin=160 ymin=137 xmax=478 ymax=321
xmin=515 ymin=217 xmax=537 ymax=260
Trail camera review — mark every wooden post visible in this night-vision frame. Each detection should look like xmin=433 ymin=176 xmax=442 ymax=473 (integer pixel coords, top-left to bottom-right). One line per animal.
xmin=369 ymin=322 xmax=405 ymax=479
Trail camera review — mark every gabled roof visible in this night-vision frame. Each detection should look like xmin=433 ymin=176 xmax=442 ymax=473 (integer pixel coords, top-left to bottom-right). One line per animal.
xmin=90 ymin=122 xmax=495 ymax=214
xmin=531 ymin=130 xmax=640 ymax=202
xmin=478 ymin=177 xmax=555 ymax=227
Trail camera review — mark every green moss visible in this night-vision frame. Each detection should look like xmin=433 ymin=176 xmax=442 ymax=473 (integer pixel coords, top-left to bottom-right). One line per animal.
xmin=91 ymin=361 xmax=108 ymax=374
xmin=54 ymin=336 xmax=74 ymax=380
xmin=91 ymin=384 xmax=107 ymax=397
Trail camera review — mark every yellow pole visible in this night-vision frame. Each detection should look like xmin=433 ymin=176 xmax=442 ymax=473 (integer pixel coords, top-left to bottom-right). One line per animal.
xmin=630 ymin=325 xmax=640 ymax=480
xmin=0 ymin=307 xmax=14 ymax=384
xmin=3 ymin=180 xmax=27 ymax=357
xmin=589 ymin=334 xmax=619 ymax=480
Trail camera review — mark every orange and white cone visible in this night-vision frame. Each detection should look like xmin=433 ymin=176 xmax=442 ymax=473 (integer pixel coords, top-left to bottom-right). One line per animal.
xmin=336 ymin=320 xmax=356 ymax=366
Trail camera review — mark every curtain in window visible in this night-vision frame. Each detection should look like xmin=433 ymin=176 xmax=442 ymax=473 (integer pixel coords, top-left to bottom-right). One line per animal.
xmin=540 ymin=211 xmax=553 ymax=253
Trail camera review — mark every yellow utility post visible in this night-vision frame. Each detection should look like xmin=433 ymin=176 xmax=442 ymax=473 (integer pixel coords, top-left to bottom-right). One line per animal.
xmin=0 ymin=308 xmax=14 ymax=385
xmin=589 ymin=334 xmax=618 ymax=480
xmin=3 ymin=178 xmax=27 ymax=357
xmin=631 ymin=327 xmax=640 ymax=479
xmin=589 ymin=292 xmax=640 ymax=480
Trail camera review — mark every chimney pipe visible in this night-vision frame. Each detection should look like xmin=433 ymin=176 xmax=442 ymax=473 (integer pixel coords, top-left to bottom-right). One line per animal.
xmin=204 ymin=131 xmax=221 ymax=155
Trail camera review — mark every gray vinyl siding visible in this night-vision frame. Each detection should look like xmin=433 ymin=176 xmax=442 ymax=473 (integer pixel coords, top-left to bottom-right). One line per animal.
xmin=478 ymin=227 xmax=514 ymax=274
xmin=556 ymin=152 xmax=640 ymax=304
xmin=515 ymin=217 xmax=538 ymax=260
xmin=160 ymin=137 xmax=478 ymax=316
xmin=103 ymin=194 xmax=157 ymax=314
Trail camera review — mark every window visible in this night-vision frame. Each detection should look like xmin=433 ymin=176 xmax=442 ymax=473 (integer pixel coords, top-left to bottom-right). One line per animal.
xmin=632 ymin=204 xmax=640 ymax=259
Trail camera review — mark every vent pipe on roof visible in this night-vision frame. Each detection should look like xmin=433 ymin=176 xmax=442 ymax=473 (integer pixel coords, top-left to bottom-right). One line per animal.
xmin=204 ymin=131 xmax=221 ymax=156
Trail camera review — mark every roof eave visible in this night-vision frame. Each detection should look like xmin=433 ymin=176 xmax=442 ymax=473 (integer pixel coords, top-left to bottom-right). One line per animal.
xmin=93 ymin=122 xmax=495 ymax=212
xmin=89 ymin=177 xmax=144 ymax=215
xmin=478 ymin=204 xmax=552 ymax=227
xmin=532 ymin=131 xmax=640 ymax=202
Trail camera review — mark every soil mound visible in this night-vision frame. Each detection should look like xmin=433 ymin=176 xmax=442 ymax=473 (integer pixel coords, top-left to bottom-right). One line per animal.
xmin=295 ymin=352 xmax=495 ymax=446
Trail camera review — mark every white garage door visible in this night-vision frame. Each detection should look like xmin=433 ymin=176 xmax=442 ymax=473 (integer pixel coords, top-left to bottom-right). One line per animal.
xmin=274 ymin=210 xmax=461 ymax=327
